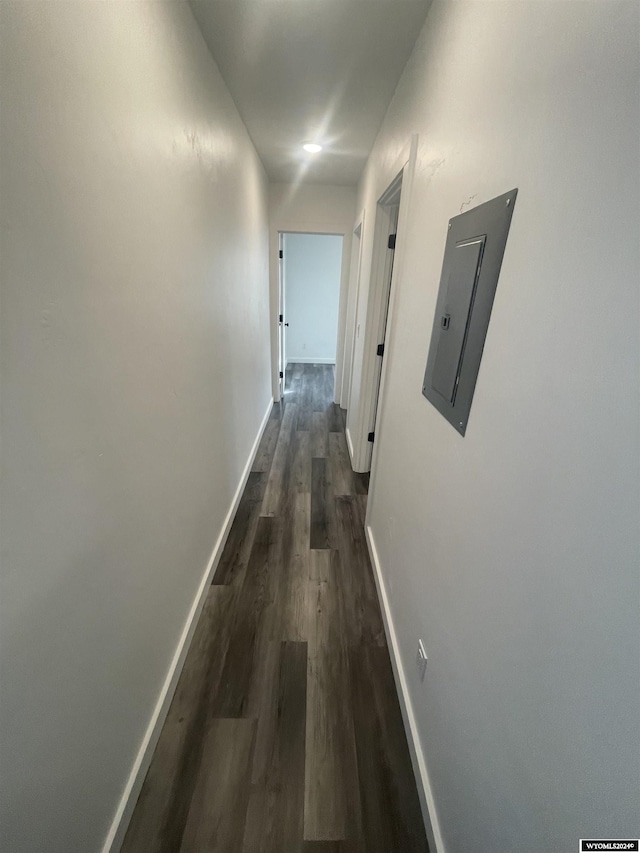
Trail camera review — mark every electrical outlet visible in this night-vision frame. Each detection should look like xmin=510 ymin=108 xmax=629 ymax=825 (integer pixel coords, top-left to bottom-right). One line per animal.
xmin=416 ymin=639 xmax=428 ymax=682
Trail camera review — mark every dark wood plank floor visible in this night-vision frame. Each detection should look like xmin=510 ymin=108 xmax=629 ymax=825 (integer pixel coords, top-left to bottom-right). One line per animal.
xmin=122 ymin=363 xmax=428 ymax=853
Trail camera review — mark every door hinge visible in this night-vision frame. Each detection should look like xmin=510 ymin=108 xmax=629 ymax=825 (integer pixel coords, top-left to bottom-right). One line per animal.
xmin=279 ymin=371 xmax=284 ymax=379
xmin=279 ymin=314 xmax=283 ymax=322
xmin=376 ymin=343 xmax=385 ymax=357
xmin=388 ymin=233 xmax=396 ymax=250
xmin=368 ymin=431 xmax=375 ymax=443
xmin=279 ymin=249 xmax=283 ymax=259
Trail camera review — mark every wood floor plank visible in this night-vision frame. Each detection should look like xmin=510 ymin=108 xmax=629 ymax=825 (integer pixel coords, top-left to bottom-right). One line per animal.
xmin=368 ymin=647 xmax=429 ymax=853
xmin=305 ymin=551 xmax=362 ymax=843
xmin=252 ymin=416 xmax=282 ymax=473
xmin=179 ymin=718 xmax=256 ymax=853
xmin=327 ymin=403 xmax=343 ymax=433
xmin=315 ymin=366 xmax=329 ymax=414
xmin=334 ymin=497 xmax=385 ymax=647
xmin=271 ymin=427 xmax=311 ymax=529
xmin=309 ymin=548 xmax=331 ymax=583
xmin=287 ymin=429 xmax=312 ymax=497
xmin=242 ymin=641 xmax=308 ymax=853
xmin=121 ymin=586 xmax=236 ymax=853
xmin=272 ymin=427 xmax=312 ymax=640
xmin=286 ymin=362 xmax=304 ymax=406
xmin=310 ymin=457 xmax=328 ymax=549
xmin=213 ymin=471 xmax=267 ymax=586
xmin=310 ymin=457 xmax=337 ymax=550
xmin=353 ymin=471 xmax=370 ymax=495
xmin=355 ymin=493 xmax=368 ymax=524
xmin=329 ymin=431 xmax=355 ymax=496
xmin=211 ymin=516 xmax=278 ymax=717
xmin=310 ymin=411 xmax=329 ymax=458
xmin=261 ymin=402 xmax=298 ymax=517
xmin=248 ymin=640 xmax=283 ymax=786
xmin=270 ymin=398 xmax=285 ymax=420
xmin=272 ymin=491 xmax=311 ymax=641
xmin=312 ymin=364 xmax=332 ymax=413
xmin=285 ymin=361 xmax=295 ymax=387
xmin=349 ymin=645 xmax=429 ymax=853
xmin=297 ymin=365 xmax=315 ymax=430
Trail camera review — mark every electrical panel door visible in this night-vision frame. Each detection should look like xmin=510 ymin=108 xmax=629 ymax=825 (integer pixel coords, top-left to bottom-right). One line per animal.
xmin=422 ymin=189 xmax=518 ymax=435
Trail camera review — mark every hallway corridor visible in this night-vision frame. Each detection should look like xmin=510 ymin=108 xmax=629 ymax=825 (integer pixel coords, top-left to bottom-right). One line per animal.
xmin=121 ymin=363 xmax=428 ymax=853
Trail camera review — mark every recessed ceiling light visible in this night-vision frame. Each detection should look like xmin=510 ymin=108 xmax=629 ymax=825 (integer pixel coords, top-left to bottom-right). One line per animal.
xmin=303 ymin=143 xmax=322 ymax=153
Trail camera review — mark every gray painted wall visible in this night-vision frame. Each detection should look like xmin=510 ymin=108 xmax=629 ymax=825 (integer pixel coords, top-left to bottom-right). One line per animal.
xmin=0 ymin=4 xmax=271 ymax=851
xmin=354 ymin=2 xmax=640 ymax=851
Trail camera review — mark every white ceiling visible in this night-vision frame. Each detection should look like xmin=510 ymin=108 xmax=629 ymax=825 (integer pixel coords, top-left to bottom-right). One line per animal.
xmin=189 ymin=0 xmax=431 ymax=185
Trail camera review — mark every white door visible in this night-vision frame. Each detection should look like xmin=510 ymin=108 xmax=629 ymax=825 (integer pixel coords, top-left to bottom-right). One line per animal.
xmin=278 ymin=232 xmax=285 ymax=396
xmin=368 ymin=204 xmax=400 ymax=449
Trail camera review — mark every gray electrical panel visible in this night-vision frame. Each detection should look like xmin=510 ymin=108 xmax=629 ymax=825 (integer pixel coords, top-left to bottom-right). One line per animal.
xmin=422 ymin=189 xmax=517 ymax=435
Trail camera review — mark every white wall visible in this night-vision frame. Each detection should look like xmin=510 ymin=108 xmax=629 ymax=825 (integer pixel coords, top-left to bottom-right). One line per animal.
xmin=283 ymin=233 xmax=343 ymax=363
xmin=354 ymin=3 xmax=640 ymax=852
xmin=0 ymin=4 xmax=271 ymax=852
xmin=268 ymin=183 xmax=356 ymax=400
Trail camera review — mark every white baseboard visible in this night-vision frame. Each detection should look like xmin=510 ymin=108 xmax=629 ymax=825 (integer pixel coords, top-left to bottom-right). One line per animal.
xmin=345 ymin=426 xmax=355 ymax=463
xmin=286 ymin=357 xmax=336 ymax=364
xmin=102 ymin=396 xmax=274 ymax=853
xmin=365 ymin=525 xmax=446 ymax=853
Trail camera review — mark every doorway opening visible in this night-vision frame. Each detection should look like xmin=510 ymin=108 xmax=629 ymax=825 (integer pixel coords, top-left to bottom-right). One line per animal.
xmin=346 ymin=171 xmax=403 ymax=472
xmin=367 ymin=193 xmax=400 ymax=459
xmin=278 ymin=232 xmax=344 ymax=396
xmin=339 ymin=213 xmax=365 ymax=410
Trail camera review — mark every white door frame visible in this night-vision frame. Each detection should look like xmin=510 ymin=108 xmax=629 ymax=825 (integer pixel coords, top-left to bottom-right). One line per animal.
xmin=276 ymin=229 xmax=346 ymax=394
xmin=348 ymin=134 xmax=418 ymax=474
xmin=366 ymin=189 xmax=401 ymax=457
xmin=277 ymin=232 xmax=285 ymax=398
xmin=340 ymin=210 xmax=366 ymax=410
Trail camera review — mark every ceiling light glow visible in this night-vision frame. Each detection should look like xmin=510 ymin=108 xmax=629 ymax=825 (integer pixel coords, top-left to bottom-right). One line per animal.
xmin=303 ymin=143 xmax=322 ymax=153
